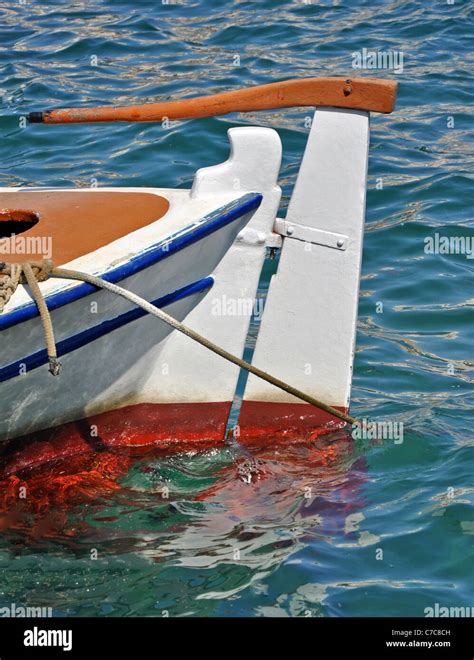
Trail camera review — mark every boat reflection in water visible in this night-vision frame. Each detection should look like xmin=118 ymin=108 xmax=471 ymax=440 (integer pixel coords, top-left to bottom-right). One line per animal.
xmin=0 ymin=428 xmax=368 ymax=564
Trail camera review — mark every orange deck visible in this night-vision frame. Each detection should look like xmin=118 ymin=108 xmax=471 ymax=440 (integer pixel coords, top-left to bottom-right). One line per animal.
xmin=0 ymin=190 xmax=170 ymax=265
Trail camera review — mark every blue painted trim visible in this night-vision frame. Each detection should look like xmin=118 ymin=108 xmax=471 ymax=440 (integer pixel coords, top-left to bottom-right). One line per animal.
xmin=0 ymin=276 xmax=213 ymax=384
xmin=0 ymin=192 xmax=262 ymax=331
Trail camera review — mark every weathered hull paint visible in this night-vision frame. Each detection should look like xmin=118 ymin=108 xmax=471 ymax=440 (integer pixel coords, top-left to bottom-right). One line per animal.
xmin=238 ymin=401 xmax=348 ymax=443
xmin=0 ymin=399 xmax=350 ymax=480
xmin=0 ymin=401 xmax=232 ymax=478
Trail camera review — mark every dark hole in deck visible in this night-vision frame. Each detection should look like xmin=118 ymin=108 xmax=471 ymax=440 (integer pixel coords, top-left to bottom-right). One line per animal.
xmin=0 ymin=210 xmax=40 ymax=238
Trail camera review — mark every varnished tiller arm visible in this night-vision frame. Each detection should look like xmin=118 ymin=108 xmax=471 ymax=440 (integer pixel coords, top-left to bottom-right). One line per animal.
xmin=27 ymin=77 xmax=397 ymax=124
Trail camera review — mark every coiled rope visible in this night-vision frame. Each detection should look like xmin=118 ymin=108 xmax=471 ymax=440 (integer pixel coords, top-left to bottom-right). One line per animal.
xmin=0 ymin=260 xmax=357 ymax=426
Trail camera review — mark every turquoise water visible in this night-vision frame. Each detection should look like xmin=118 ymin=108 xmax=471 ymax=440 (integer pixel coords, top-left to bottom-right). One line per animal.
xmin=1 ymin=0 xmax=473 ymax=618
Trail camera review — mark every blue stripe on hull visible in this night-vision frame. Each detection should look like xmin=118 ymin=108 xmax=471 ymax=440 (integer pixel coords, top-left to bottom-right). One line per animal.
xmin=0 ymin=192 xmax=262 ymax=331
xmin=0 ymin=276 xmax=213 ymax=384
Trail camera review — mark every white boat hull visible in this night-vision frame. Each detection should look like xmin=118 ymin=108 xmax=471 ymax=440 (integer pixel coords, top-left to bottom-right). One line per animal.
xmin=1 ymin=97 xmax=380 ymax=467
xmin=0 ymin=191 xmax=262 ymax=448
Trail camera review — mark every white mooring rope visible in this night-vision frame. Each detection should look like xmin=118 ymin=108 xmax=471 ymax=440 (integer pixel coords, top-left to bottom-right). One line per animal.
xmin=52 ymin=267 xmax=357 ymax=425
xmin=0 ymin=260 xmax=357 ymax=426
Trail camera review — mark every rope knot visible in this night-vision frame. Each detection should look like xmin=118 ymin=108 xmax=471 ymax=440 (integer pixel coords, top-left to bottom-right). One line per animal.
xmin=0 ymin=259 xmax=54 ymax=311
xmin=22 ymin=259 xmax=55 ymax=284
xmin=0 ymin=259 xmax=60 ymax=377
